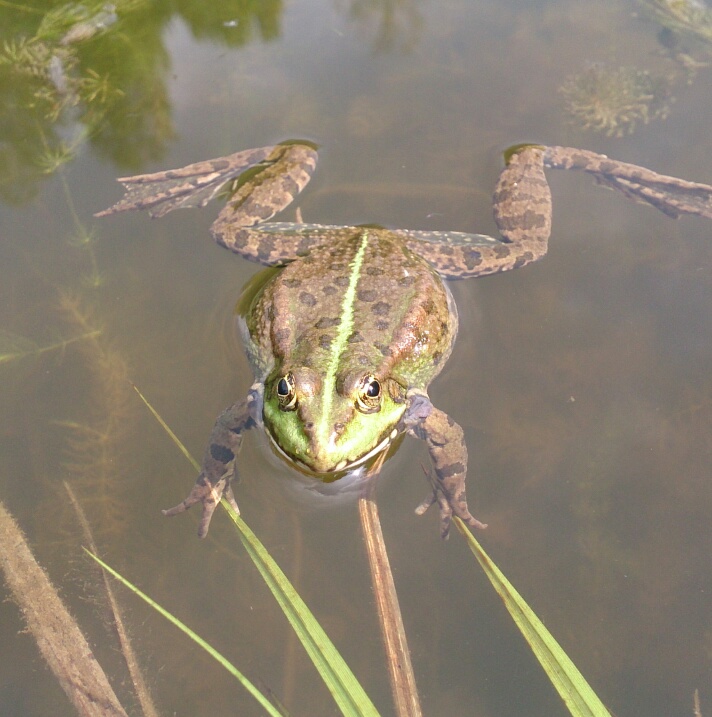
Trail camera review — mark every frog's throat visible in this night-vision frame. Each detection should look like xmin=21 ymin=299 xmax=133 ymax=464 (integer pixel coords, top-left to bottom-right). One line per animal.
xmin=265 ymin=424 xmax=399 ymax=476
xmin=315 ymin=229 xmax=370 ymax=451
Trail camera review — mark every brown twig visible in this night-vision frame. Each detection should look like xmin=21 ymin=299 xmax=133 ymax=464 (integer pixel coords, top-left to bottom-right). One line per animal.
xmin=358 ymin=455 xmax=422 ymax=717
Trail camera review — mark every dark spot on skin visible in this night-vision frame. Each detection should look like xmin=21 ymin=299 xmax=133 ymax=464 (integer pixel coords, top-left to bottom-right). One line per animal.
xmin=319 ymin=335 xmax=333 ymax=350
xmin=366 ymin=266 xmax=384 ymax=276
xmin=299 ymin=291 xmax=317 ymax=306
xmin=283 ymin=278 xmax=302 ymax=288
xmin=375 ymin=319 xmax=389 ymax=331
xmin=256 ymin=235 xmax=277 ymax=262
xmin=323 ymin=285 xmax=338 ymax=296
xmin=372 ymin=301 xmax=391 ymax=316
xmin=274 ymin=328 xmax=291 ymax=342
xmin=421 ymin=299 xmax=436 ymax=315
xmin=399 ymin=275 xmax=416 ymax=286
xmin=210 ymin=443 xmax=235 ymax=464
xmin=432 ymin=350 xmax=442 ymax=365
xmin=464 ymin=249 xmax=483 ymax=270
xmin=439 ymin=462 xmax=465 ymax=478
xmin=333 ymin=422 xmax=345 ymax=435
xmin=209 ymin=159 xmax=230 ymax=171
xmin=348 ymin=331 xmax=364 ymax=343
xmin=374 ymin=342 xmax=392 ymax=357
xmin=334 ymin=276 xmax=350 ymax=288
xmin=282 ymin=176 xmax=299 ymax=200
xmin=315 ymin=317 xmax=340 ymax=329
xmin=493 ymin=245 xmax=511 ymax=258
xmin=296 ymin=237 xmax=315 ymax=256
xmin=220 ymin=232 xmax=247 ymax=250
xmin=512 ymin=251 xmax=534 ymax=269
xmin=357 ymin=289 xmax=377 ymax=302
xmin=253 ymin=202 xmax=275 ymax=221
xmin=329 ymin=262 xmax=346 ymax=271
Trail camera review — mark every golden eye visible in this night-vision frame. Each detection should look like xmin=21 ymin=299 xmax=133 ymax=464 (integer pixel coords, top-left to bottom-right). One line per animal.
xmin=276 ymin=372 xmax=297 ymax=411
xmin=356 ymin=375 xmax=381 ymax=413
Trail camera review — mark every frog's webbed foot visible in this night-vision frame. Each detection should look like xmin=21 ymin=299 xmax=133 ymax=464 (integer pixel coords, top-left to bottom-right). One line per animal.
xmin=404 ymin=392 xmax=487 ymax=539
xmin=163 ymin=391 xmax=259 ymax=538
xmin=415 ymin=469 xmax=487 ymax=539
xmin=162 ymin=468 xmax=239 ymax=539
xmin=94 ymin=141 xmax=318 ymax=222
xmin=543 ymin=146 xmax=712 ymax=220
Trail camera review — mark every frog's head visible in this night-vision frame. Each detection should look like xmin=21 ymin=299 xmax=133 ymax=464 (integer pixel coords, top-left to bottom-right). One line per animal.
xmin=262 ymin=366 xmax=407 ymax=475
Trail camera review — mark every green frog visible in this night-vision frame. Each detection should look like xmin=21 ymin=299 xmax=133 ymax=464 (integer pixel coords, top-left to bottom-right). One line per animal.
xmin=97 ymin=142 xmax=712 ymax=538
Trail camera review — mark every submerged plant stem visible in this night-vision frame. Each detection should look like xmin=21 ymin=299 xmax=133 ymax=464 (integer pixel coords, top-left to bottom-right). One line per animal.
xmin=64 ymin=481 xmax=161 ymax=717
xmin=359 ymin=470 xmax=421 ymax=717
xmin=0 ymin=498 xmax=128 ymax=717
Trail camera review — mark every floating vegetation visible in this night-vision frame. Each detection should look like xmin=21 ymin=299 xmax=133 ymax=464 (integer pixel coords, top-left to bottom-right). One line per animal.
xmin=559 ymin=64 xmax=672 ymax=137
xmin=639 ymin=0 xmax=712 ymax=45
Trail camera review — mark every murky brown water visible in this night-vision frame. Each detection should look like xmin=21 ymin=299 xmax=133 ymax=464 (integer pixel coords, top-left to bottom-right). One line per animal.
xmin=1 ymin=0 xmax=711 ymax=715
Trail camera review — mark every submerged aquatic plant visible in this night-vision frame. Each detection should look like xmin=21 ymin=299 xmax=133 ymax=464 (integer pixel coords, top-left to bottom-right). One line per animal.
xmin=54 ymin=291 xmax=136 ymax=539
xmin=559 ymin=64 xmax=671 ymax=137
xmin=639 ymin=0 xmax=712 ymax=45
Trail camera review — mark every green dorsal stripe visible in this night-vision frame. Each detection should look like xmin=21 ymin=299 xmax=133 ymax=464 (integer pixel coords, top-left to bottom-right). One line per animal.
xmin=317 ymin=230 xmax=369 ymax=447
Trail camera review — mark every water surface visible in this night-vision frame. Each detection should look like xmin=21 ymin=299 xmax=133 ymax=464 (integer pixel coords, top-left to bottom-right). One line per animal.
xmin=1 ymin=0 xmax=711 ymax=715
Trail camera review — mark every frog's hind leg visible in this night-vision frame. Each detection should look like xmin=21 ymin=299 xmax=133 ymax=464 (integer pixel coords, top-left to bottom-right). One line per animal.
xmin=214 ymin=222 xmax=364 ymax=266
xmin=95 ymin=145 xmax=290 ymax=218
xmin=543 ymin=146 xmax=712 ymax=220
xmin=396 ymin=146 xmax=553 ymax=279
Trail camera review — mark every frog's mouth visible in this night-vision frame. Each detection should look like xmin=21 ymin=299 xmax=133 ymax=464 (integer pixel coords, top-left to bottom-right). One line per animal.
xmin=265 ymin=427 xmax=399 ymax=480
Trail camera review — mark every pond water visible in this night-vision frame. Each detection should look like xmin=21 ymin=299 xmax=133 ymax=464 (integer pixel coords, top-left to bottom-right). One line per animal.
xmin=1 ymin=0 xmax=712 ymax=715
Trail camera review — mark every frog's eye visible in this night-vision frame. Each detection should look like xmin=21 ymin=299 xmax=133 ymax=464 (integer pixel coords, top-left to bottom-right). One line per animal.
xmin=356 ymin=375 xmax=381 ymax=413
xmin=276 ymin=372 xmax=297 ymax=411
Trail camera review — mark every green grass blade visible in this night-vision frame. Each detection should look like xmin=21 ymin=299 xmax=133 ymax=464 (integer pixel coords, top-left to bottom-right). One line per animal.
xmin=84 ymin=549 xmax=285 ymax=717
xmin=131 ymin=383 xmax=381 ymax=717
xmin=222 ymin=500 xmax=381 ymax=717
xmin=454 ymin=518 xmax=613 ymax=717
xmin=130 ymin=382 xmax=201 ymax=472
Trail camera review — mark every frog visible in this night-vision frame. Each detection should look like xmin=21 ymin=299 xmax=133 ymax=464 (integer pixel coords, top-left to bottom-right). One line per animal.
xmin=96 ymin=141 xmax=712 ymax=538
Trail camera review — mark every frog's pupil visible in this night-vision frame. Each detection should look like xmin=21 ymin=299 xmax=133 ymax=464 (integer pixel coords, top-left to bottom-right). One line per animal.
xmin=277 ymin=377 xmax=289 ymax=396
xmin=366 ymin=380 xmax=380 ymax=397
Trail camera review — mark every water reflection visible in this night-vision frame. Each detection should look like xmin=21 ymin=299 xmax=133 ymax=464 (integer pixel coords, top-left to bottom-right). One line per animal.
xmin=0 ymin=0 xmax=288 ymax=203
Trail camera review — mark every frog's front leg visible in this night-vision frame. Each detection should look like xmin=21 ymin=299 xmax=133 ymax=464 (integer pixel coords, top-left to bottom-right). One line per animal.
xmin=403 ymin=392 xmax=487 ymax=539
xmin=162 ymin=384 xmax=262 ymax=538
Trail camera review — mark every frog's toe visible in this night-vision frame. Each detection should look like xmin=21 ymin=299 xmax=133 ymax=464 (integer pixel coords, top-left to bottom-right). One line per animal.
xmin=415 ymin=478 xmax=487 ymax=539
xmin=415 ymin=484 xmax=454 ymax=539
xmin=163 ymin=472 xmax=235 ymax=538
xmin=414 ymin=489 xmax=437 ymax=516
